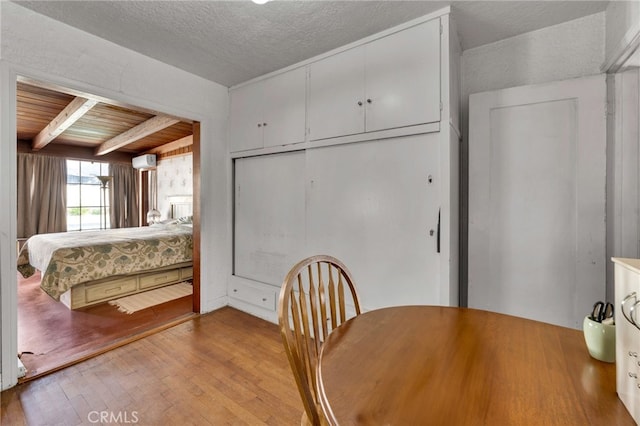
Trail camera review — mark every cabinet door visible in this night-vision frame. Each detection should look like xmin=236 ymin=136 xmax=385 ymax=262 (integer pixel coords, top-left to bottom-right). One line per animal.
xmin=229 ymin=81 xmax=264 ymax=152
xmin=365 ymin=19 xmax=441 ymax=132
xmin=308 ymin=47 xmax=365 ymax=141
xmin=306 ymin=134 xmax=441 ymax=308
xmin=263 ymin=67 xmax=307 ymax=148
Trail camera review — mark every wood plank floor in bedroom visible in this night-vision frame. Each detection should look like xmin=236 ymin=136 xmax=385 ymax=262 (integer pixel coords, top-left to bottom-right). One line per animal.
xmin=17 ymin=272 xmax=196 ymax=381
xmin=1 ymin=307 xmax=302 ymax=425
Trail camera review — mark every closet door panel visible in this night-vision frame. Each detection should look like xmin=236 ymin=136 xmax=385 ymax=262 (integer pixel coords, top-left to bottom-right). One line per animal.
xmin=234 ymin=152 xmax=306 ymax=285
xmin=306 ymin=134 xmax=441 ymax=309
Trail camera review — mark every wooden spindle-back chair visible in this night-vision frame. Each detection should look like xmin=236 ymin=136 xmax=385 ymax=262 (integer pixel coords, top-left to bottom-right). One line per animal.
xmin=278 ymin=255 xmax=362 ymax=426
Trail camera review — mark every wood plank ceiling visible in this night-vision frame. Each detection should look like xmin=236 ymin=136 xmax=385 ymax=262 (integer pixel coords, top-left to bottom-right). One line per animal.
xmin=16 ymin=81 xmax=193 ymax=157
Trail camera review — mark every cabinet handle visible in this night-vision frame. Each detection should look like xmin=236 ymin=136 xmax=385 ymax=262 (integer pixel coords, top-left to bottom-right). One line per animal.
xmin=367 ymin=98 xmax=372 ymax=104
xmin=257 ymin=123 xmax=262 ymax=128
xmin=263 ymin=122 xmax=267 ymax=127
xmin=357 ymin=101 xmax=363 ymax=106
xmin=622 ymin=292 xmax=640 ymax=330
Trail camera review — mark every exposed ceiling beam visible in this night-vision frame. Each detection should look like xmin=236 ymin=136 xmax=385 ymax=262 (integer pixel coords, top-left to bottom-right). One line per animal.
xmin=144 ymin=135 xmax=193 ymax=155
xmin=95 ymin=115 xmax=180 ymax=156
xmin=32 ymin=96 xmax=98 ymax=150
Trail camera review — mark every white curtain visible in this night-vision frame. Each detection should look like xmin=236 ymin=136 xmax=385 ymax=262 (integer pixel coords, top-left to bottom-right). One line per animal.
xmin=17 ymin=153 xmax=67 ymax=238
xmin=110 ymin=163 xmax=139 ymax=228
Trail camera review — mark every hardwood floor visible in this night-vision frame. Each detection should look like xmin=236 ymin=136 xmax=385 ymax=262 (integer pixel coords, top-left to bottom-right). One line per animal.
xmin=2 ymin=307 xmax=302 ymax=425
xmin=17 ymin=272 xmax=195 ymax=381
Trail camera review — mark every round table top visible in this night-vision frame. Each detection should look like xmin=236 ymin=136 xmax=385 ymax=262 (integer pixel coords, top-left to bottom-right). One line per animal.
xmin=316 ymin=305 xmax=633 ymax=425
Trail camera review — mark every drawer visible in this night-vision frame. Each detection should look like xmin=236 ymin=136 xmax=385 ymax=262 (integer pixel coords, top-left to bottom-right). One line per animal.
xmin=181 ymin=267 xmax=193 ymax=280
xmin=230 ymin=279 xmax=277 ymax=311
xmin=85 ymin=277 xmax=138 ymax=303
xmin=140 ymin=269 xmax=181 ymax=289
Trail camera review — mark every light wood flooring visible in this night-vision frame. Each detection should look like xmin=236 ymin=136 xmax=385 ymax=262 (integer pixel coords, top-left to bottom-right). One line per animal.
xmin=17 ymin=272 xmax=195 ymax=381
xmin=2 ymin=307 xmax=302 ymax=425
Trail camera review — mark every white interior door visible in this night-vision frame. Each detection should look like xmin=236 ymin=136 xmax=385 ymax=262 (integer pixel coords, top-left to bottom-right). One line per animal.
xmin=468 ymin=75 xmax=606 ymax=329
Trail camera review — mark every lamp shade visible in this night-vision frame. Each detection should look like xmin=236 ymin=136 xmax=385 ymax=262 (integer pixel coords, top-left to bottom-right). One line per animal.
xmin=96 ymin=175 xmax=112 ymax=187
xmin=147 ymin=209 xmax=161 ymax=224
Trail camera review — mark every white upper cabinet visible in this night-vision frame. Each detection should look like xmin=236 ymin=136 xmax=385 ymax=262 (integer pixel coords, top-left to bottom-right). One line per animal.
xmin=309 ymin=18 xmax=441 ymax=141
xmin=365 ymin=18 xmax=440 ymax=132
xmin=262 ymin=67 xmax=307 ymax=148
xmin=229 ymin=80 xmax=264 ymax=152
xmin=308 ymin=47 xmax=366 ymax=140
xmin=229 ymin=66 xmax=306 ymax=152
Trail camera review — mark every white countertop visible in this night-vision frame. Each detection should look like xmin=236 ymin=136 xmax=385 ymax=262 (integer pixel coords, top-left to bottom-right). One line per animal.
xmin=613 ymin=257 xmax=640 ymax=274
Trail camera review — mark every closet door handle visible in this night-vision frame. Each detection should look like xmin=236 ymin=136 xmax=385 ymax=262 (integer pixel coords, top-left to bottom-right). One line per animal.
xmin=436 ymin=208 xmax=441 ymax=254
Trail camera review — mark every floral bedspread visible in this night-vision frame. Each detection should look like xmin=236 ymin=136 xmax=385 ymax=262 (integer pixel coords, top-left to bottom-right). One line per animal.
xmin=17 ymin=224 xmax=193 ymax=300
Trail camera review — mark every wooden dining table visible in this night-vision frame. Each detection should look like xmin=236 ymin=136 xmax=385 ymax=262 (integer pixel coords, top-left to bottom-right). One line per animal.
xmin=316 ymin=306 xmax=634 ymax=425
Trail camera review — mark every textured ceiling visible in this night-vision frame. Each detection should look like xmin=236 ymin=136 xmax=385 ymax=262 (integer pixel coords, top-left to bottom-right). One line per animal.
xmin=15 ymin=1 xmax=609 ymax=87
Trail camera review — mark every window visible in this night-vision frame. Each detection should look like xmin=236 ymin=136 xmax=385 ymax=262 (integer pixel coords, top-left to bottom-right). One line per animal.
xmin=66 ymin=160 xmax=110 ymax=231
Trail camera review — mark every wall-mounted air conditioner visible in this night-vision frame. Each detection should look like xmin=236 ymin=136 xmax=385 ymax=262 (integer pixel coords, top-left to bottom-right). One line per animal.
xmin=132 ymin=154 xmax=156 ymax=170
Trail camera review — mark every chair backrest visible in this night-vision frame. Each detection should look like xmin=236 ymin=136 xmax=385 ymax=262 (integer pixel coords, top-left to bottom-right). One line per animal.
xmin=278 ymin=255 xmax=361 ymax=426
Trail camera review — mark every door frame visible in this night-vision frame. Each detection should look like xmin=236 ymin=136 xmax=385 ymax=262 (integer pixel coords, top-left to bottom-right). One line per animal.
xmin=1 ymin=64 xmax=204 ymax=389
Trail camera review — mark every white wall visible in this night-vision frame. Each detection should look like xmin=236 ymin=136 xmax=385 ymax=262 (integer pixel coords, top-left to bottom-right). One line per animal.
xmin=157 ymin=154 xmax=194 ymax=220
xmin=0 ymin=2 xmax=230 ymax=389
xmin=459 ymin=12 xmax=606 ymax=306
xmin=462 ymin=12 xmax=605 ymax=105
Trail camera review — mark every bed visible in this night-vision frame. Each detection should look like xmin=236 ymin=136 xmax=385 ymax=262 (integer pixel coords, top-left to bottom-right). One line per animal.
xmin=17 ymin=195 xmax=193 ymax=310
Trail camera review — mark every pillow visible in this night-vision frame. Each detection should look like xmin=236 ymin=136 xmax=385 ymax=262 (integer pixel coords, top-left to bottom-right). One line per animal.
xmin=176 ymin=215 xmax=193 ymax=225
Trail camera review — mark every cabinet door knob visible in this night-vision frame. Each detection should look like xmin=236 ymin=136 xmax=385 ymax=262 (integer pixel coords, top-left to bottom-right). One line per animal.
xmin=257 ymin=123 xmax=262 ymax=127
xmin=357 ymin=101 xmax=363 ymax=106
xmin=263 ymin=122 xmax=267 ymax=127
xmin=367 ymin=98 xmax=372 ymax=104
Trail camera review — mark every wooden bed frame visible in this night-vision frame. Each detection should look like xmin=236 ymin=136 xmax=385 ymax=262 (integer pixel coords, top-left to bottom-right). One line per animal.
xmin=60 ymin=262 xmax=193 ymax=309
xmin=60 ymin=195 xmax=193 ymax=310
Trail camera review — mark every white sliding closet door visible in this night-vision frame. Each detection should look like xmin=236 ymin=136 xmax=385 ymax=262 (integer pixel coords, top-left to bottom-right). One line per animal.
xmin=468 ymin=75 xmax=606 ymax=329
xmin=307 ymin=134 xmax=441 ymax=309
xmin=234 ymin=152 xmax=306 ymax=286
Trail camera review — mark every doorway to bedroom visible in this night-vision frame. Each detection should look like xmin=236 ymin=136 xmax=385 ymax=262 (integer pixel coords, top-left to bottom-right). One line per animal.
xmin=15 ymin=78 xmax=201 ymax=381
